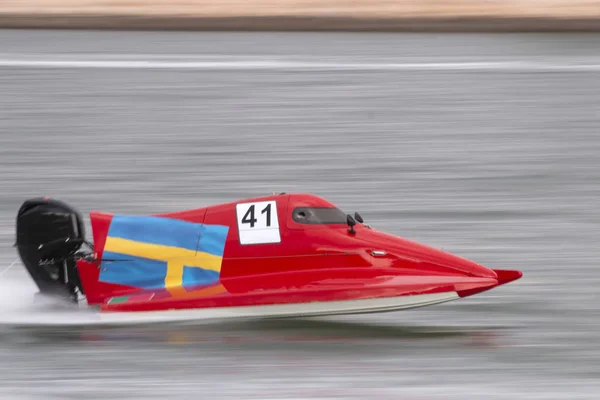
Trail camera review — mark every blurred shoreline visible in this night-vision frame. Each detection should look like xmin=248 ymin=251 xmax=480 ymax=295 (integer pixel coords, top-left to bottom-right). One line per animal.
xmin=2 ymin=0 xmax=600 ymax=32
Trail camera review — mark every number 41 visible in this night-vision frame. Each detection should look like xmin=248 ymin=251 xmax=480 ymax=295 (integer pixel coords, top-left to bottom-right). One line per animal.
xmin=242 ymin=203 xmax=272 ymax=228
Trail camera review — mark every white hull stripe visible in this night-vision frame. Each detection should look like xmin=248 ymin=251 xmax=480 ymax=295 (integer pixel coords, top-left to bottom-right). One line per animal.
xmin=99 ymin=292 xmax=460 ymax=324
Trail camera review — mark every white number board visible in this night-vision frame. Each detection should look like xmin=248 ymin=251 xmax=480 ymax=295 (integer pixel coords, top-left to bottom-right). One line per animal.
xmin=236 ymin=200 xmax=281 ymax=245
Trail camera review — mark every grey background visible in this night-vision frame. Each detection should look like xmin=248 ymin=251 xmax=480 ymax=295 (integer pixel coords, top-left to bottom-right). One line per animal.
xmin=0 ymin=30 xmax=599 ymax=399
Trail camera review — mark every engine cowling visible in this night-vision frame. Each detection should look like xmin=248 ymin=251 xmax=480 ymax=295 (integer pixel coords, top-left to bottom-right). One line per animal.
xmin=15 ymin=197 xmax=87 ymax=302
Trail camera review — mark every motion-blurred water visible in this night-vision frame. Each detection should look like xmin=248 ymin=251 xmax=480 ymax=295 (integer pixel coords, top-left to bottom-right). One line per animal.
xmin=0 ymin=31 xmax=599 ymax=399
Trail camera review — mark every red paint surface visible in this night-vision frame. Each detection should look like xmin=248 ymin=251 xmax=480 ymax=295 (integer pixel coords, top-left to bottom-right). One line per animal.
xmin=74 ymin=193 xmax=522 ymax=311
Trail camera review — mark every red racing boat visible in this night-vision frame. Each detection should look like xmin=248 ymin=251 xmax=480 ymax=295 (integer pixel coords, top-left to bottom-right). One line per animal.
xmin=14 ymin=193 xmax=522 ymax=322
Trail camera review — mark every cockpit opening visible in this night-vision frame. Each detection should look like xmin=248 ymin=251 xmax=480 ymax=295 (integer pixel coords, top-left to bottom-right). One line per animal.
xmin=292 ymin=207 xmax=347 ymax=225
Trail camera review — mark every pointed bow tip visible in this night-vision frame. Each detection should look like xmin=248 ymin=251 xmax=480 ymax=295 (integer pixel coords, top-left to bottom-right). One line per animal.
xmin=492 ymin=269 xmax=523 ymax=285
xmin=456 ymin=269 xmax=522 ymax=298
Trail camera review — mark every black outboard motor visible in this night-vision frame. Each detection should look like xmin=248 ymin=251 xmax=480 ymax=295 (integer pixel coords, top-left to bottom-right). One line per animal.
xmin=15 ymin=197 xmax=88 ymax=302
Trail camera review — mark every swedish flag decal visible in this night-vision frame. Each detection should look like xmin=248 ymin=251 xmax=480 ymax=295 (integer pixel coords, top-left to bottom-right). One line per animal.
xmin=99 ymin=215 xmax=229 ymax=290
